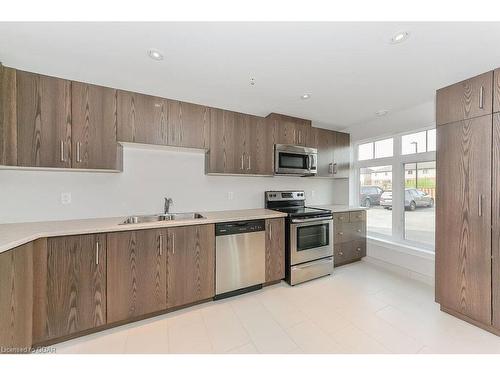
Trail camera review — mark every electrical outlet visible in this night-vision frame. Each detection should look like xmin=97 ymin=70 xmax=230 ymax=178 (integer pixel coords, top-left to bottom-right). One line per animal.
xmin=228 ymin=192 xmax=234 ymax=200
xmin=61 ymin=192 xmax=72 ymax=205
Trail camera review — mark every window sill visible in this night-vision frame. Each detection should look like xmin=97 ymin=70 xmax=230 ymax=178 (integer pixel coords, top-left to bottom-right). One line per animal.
xmin=366 ymin=235 xmax=435 ymax=260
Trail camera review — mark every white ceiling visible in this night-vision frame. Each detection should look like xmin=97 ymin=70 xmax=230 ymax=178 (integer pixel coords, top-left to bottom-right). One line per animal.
xmin=1 ymin=22 xmax=500 ymax=130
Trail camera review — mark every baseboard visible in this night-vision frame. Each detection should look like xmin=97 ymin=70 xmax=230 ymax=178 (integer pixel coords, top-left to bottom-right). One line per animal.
xmin=362 ymin=256 xmax=434 ymax=286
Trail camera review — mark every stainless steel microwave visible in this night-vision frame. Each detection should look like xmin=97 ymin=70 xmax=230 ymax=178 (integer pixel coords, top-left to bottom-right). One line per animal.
xmin=274 ymin=144 xmax=317 ymax=176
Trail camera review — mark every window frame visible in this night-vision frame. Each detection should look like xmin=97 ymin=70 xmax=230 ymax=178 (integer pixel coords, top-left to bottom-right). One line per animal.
xmin=352 ymin=126 xmax=436 ymax=252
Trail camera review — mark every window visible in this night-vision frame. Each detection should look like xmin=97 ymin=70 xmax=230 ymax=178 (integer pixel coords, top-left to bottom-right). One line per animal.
xmin=402 ymin=129 xmax=436 ymax=155
xmin=357 ymin=138 xmax=393 ymax=161
xmin=404 ymin=162 xmax=436 ymax=247
xmin=355 ymin=127 xmax=436 ymax=251
xmin=360 ymin=166 xmax=392 ymax=238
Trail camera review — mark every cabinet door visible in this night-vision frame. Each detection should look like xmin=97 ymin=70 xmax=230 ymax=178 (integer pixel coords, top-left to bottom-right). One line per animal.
xmin=436 ymin=71 xmax=493 ymax=126
xmin=0 ymin=242 xmax=33 ymax=350
xmin=207 ymin=109 xmax=238 ymax=173
xmin=167 ymin=100 xmax=210 ymax=149
xmin=265 ymin=218 xmax=285 ymax=282
xmin=117 ymin=90 xmax=167 ymax=145
xmin=16 ymin=71 xmax=71 ymax=168
xmin=166 ymin=224 xmax=215 ymax=308
xmin=248 ymin=116 xmax=274 ymax=175
xmin=271 ymin=114 xmax=310 ymax=146
xmin=234 ymin=113 xmax=251 ymax=174
xmin=494 ymin=69 xmax=500 ymax=114
xmin=309 ymin=128 xmax=336 ymax=176
xmin=436 ymin=115 xmax=492 ymax=325
xmin=72 ymin=82 xmax=118 ymax=169
xmin=333 ymin=131 xmax=350 ymax=179
xmin=106 ymin=229 xmax=167 ymax=323
xmin=32 ymin=234 xmax=106 ymax=343
xmin=0 ymin=66 xmax=17 ymax=166
xmin=492 ymin=113 xmax=500 ymax=329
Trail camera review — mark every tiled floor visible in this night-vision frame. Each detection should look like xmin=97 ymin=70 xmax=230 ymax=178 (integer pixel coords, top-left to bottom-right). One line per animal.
xmin=52 ymin=261 xmax=500 ymax=354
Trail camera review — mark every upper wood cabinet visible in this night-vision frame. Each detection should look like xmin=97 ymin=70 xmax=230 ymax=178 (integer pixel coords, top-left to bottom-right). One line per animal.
xmin=207 ymin=109 xmax=237 ymax=174
xmin=265 ymin=218 xmax=285 ymax=283
xmin=248 ymin=115 xmax=274 ymax=175
xmin=166 ymin=224 xmax=215 ymax=308
xmin=333 ymin=131 xmax=350 ymax=179
xmin=16 ymin=70 xmax=72 ymax=168
xmin=0 ymin=242 xmax=33 ymax=350
xmin=436 ymin=71 xmax=493 ymax=126
xmin=106 ymin=229 xmax=167 ymax=324
xmin=117 ymin=92 xmax=209 ymax=149
xmin=117 ymin=90 xmax=168 ymax=145
xmin=268 ymin=113 xmax=311 ymax=146
xmin=436 ymin=115 xmax=492 ymax=325
xmin=0 ymin=66 xmax=17 ymax=166
xmin=72 ymin=82 xmax=119 ymax=169
xmin=307 ymin=127 xmax=336 ymax=177
xmin=32 ymin=234 xmax=107 ymax=344
xmin=167 ymin=100 xmax=210 ymax=149
xmin=494 ymin=69 xmax=500 ymax=114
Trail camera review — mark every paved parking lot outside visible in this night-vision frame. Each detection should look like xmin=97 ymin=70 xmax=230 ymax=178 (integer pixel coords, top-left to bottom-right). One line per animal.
xmin=366 ymin=206 xmax=435 ymax=248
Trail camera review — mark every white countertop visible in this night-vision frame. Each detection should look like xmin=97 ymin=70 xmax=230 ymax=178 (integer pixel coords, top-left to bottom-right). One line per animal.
xmin=0 ymin=209 xmax=287 ymax=254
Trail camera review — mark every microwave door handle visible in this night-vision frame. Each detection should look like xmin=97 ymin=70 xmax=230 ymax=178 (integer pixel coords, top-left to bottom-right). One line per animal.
xmin=308 ymin=155 xmax=312 ymax=171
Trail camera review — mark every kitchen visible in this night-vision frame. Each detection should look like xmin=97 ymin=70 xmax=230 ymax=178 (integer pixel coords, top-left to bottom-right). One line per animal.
xmin=2 ymin=6 xmax=500 ymax=374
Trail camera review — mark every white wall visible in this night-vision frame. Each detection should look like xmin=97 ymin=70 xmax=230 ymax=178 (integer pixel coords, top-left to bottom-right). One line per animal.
xmin=0 ymin=144 xmax=348 ymax=223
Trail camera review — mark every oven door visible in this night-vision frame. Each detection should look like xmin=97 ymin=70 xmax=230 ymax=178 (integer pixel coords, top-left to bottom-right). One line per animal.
xmin=290 ymin=217 xmax=333 ymax=265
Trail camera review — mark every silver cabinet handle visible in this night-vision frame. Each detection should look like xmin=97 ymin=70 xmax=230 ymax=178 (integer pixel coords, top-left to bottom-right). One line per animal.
xmin=339 ymin=251 xmax=344 ymax=256
xmin=298 ymin=130 xmax=301 ymax=144
xmin=247 ymin=154 xmax=251 ymax=170
xmin=479 ymin=86 xmax=484 ymax=109
xmin=76 ymin=141 xmax=81 ymax=163
xmin=269 ymin=223 xmax=272 ymax=240
xmin=333 ymin=163 xmax=338 ymax=175
xmin=356 ymin=247 xmax=361 ymax=252
xmin=478 ymin=194 xmax=483 ymax=217
xmin=293 ymin=129 xmax=297 ymax=143
xmin=171 ymin=233 xmax=175 ymax=254
xmin=357 ymin=229 xmax=362 ymax=233
xmin=60 ymin=141 xmax=65 ymax=162
xmin=96 ymin=242 xmax=99 ymax=265
xmin=241 ymin=154 xmax=244 ymax=170
xmin=338 ymin=231 xmax=343 ymax=235
xmin=159 ymin=235 xmax=163 ymax=256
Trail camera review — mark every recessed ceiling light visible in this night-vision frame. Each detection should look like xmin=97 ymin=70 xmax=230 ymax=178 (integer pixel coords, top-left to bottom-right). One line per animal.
xmin=301 ymin=93 xmax=311 ymax=100
xmin=148 ymin=49 xmax=164 ymax=61
xmin=376 ymin=109 xmax=389 ymax=116
xmin=390 ymin=31 xmax=410 ymax=44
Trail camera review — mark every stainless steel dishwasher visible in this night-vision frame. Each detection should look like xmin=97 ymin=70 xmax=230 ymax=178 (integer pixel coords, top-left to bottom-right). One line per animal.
xmin=215 ymin=220 xmax=266 ymax=299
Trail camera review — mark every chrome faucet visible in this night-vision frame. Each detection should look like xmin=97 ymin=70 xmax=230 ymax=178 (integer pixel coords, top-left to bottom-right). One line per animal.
xmin=164 ymin=197 xmax=173 ymax=214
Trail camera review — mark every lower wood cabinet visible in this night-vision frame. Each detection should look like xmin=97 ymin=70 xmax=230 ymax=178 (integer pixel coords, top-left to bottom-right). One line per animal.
xmin=333 ymin=211 xmax=366 ymax=267
xmin=265 ymin=218 xmax=285 ymax=283
xmin=166 ymin=224 xmax=215 ymax=308
xmin=32 ymin=234 xmax=107 ymax=344
xmin=106 ymin=229 xmax=167 ymax=323
xmin=0 ymin=242 xmax=33 ymax=350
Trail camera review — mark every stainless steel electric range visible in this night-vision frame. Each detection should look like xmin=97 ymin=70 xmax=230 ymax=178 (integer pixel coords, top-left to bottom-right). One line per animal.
xmin=265 ymin=191 xmax=334 ymax=285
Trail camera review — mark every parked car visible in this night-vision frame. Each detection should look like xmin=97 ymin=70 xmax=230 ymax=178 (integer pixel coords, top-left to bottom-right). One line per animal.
xmin=360 ymin=186 xmax=384 ymax=208
xmin=380 ymin=188 xmax=434 ymax=210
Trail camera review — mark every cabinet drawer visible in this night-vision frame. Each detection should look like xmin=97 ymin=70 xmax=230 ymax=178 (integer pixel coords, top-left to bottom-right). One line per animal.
xmin=334 ymin=224 xmax=348 ymax=244
xmin=349 ymin=210 xmax=366 ymax=222
xmin=333 ymin=213 xmax=349 ymax=225
xmin=334 ymin=241 xmax=366 ymax=266
xmin=349 ymin=221 xmax=366 ymax=241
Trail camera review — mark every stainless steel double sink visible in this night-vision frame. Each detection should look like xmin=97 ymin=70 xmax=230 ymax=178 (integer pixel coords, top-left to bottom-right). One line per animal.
xmin=120 ymin=212 xmax=205 ymax=225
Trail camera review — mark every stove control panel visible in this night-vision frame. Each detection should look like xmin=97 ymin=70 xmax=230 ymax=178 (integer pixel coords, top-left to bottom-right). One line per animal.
xmin=265 ymin=191 xmax=305 ymax=202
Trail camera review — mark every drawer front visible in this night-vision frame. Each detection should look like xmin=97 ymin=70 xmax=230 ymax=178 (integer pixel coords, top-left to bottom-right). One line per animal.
xmin=334 ymin=213 xmax=349 ymax=225
xmin=349 ymin=221 xmax=366 ymax=241
xmin=352 ymin=240 xmax=366 ymax=258
xmin=334 ymin=241 xmax=366 ymax=266
xmin=349 ymin=210 xmax=366 ymax=223
xmin=334 ymin=222 xmax=347 ymax=244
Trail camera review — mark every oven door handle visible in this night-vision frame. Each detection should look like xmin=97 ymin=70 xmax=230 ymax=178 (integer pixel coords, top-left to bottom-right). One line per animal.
xmin=291 ymin=216 xmax=333 ymax=224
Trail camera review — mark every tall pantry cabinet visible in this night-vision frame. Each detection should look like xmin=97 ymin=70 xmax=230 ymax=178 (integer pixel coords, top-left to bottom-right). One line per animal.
xmin=436 ymin=69 xmax=500 ymax=334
